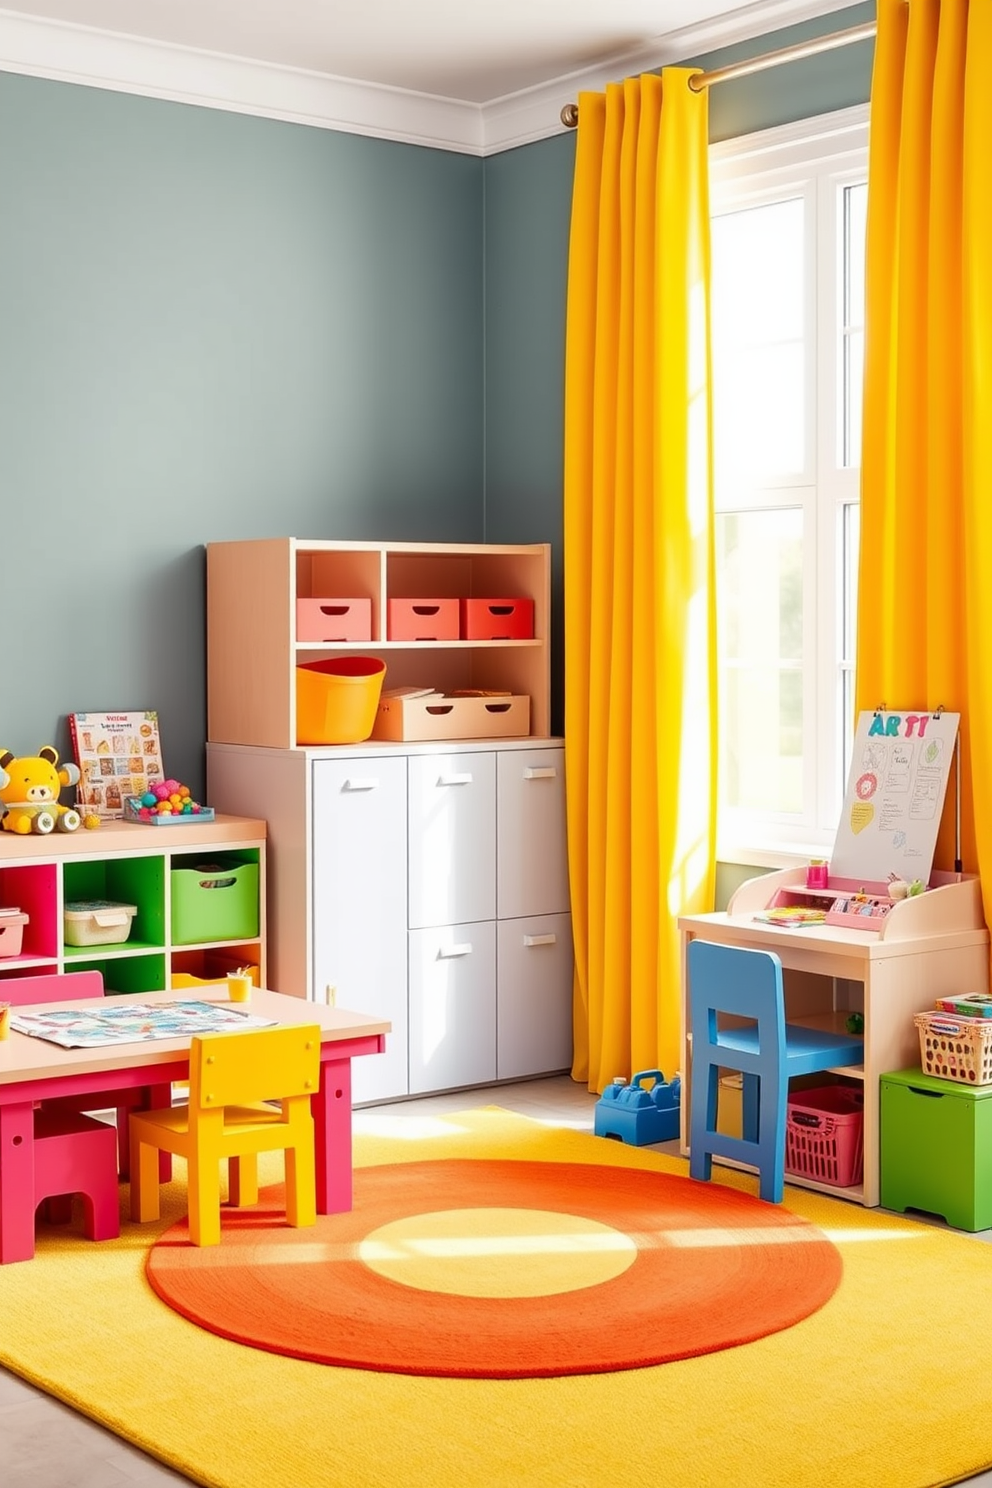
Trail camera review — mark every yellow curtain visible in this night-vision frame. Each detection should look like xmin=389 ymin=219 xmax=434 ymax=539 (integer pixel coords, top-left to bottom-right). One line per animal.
xmin=563 ymin=71 xmax=716 ymax=1095
xmin=858 ymin=0 xmax=992 ymax=922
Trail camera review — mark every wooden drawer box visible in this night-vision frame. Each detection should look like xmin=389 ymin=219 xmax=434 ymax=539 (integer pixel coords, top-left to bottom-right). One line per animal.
xmin=387 ymin=598 xmax=459 ymax=641
xmin=372 ymin=694 xmax=530 ymax=743
xmin=296 ymin=598 xmax=372 ymax=642
xmin=460 ymin=598 xmax=534 ymax=640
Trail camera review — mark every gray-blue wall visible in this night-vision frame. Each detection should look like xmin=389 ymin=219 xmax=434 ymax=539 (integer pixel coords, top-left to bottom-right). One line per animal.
xmin=0 ymin=75 xmax=482 ymax=792
xmin=0 ymin=3 xmax=872 ymax=796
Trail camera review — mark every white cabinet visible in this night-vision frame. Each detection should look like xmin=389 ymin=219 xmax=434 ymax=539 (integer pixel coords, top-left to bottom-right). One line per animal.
xmin=408 ymin=753 xmax=496 ymax=930
xmin=409 ymin=921 xmax=497 ymax=1094
xmin=497 ymin=913 xmax=573 ymax=1079
xmin=207 ymin=737 xmax=573 ymax=1104
xmin=311 ymin=757 xmax=408 ymax=1104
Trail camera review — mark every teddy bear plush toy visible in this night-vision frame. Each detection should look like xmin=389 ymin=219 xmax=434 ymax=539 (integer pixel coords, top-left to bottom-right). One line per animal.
xmin=0 ymin=746 xmax=82 ymax=834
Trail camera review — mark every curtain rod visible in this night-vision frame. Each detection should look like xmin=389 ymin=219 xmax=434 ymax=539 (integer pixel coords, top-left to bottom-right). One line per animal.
xmin=559 ymin=19 xmax=876 ymax=128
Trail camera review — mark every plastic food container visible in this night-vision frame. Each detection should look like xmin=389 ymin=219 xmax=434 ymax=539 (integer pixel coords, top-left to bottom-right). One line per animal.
xmin=63 ymin=900 xmax=137 ymax=947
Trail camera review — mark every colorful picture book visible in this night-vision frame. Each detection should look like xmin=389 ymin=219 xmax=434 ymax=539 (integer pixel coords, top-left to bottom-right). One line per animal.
xmin=934 ymin=992 xmax=992 ymax=1020
xmin=752 ymin=905 xmax=828 ymax=927
xmin=10 ymin=998 xmax=276 ymax=1049
xmin=69 ymin=711 xmax=165 ymax=819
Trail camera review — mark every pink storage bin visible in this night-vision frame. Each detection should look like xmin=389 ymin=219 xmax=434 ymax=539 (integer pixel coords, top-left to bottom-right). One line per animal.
xmin=297 ymin=598 xmax=372 ymax=643
xmin=460 ymin=597 xmax=534 ymax=640
xmin=0 ymin=910 xmax=29 ymax=958
xmin=785 ymin=1085 xmax=864 ymax=1187
xmin=387 ymin=598 xmax=459 ymax=641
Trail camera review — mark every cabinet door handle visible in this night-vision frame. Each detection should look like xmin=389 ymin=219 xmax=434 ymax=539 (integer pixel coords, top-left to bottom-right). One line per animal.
xmin=524 ymin=766 xmax=557 ymax=780
xmin=523 ymin=933 xmax=557 ymax=947
xmin=437 ymin=773 xmax=473 ymax=786
xmin=437 ymin=942 xmax=473 ymax=958
xmin=343 ymin=777 xmax=379 ymax=791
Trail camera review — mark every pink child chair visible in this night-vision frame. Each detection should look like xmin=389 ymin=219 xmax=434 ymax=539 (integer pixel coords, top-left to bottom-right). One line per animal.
xmin=0 ymin=972 xmax=126 ymax=1261
xmin=0 ymin=971 xmax=172 ymax=1178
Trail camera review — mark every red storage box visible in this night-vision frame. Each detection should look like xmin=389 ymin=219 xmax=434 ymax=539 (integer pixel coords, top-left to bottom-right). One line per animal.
xmin=387 ymin=598 xmax=459 ymax=641
xmin=297 ymin=598 xmax=372 ymax=643
xmin=460 ymin=597 xmax=534 ymax=640
xmin=0 ymin=910 xmax=29 ymax=958
xmin=785 ymin=1085 xmax=864 ymax=1187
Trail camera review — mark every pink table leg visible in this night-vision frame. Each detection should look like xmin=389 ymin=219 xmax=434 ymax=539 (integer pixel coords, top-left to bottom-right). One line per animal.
xmin=313 ymin=1054 xmax=353 ymax=1214
xmin=0 ymin=1101 xmax=37 ymax=1264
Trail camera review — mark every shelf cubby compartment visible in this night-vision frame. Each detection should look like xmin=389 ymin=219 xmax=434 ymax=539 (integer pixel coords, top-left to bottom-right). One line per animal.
xmin=170 ymin=944 xmax=262 ymax=988
xmin=72 ymin=951 xmax=168 ymax=996
xmin=0 ymin=862 xmax=59 ymax=964
xmin=62 ymin=855 xmax=166 ymax=956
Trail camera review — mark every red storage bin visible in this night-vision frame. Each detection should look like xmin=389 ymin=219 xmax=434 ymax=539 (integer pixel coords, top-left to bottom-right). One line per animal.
xmin=460 ymin=597 xmax=535 ymax=640
xmin=297 ymin=598 xmax=372 ymax=643
xmin=387 ymin=598 xmax=459 ymax=641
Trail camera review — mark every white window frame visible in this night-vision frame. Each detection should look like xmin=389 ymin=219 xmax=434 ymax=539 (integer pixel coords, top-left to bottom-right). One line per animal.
xmin=709 ymin=104 xmax=869 ymax=869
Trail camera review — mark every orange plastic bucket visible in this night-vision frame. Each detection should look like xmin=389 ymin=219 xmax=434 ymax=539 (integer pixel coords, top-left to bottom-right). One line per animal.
xmin=296 ymin=657 xmax=387 ymax=745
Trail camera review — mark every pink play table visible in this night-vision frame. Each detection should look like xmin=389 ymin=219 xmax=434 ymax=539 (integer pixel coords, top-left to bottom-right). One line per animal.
xmin=0 ymin=986 xmax=389 ymax=1263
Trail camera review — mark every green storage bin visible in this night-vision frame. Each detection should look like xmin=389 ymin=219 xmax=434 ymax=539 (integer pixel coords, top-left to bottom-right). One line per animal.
xmin=170 ymin=855 xmax=259 ymax=946
xmin=880 ymin=1066 xmax=992 ymax=1231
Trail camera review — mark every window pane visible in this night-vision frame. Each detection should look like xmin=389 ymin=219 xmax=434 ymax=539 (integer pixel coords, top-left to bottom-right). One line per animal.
xmin=717 ymin=509 xmax=804 ymax=813
xmin=842 ymin=183 xmax=867 ymax=469
xmin=714 ymin=343 xmax=805 ymax=494
xmin=712 ymin=197 xmax=806 ymax=489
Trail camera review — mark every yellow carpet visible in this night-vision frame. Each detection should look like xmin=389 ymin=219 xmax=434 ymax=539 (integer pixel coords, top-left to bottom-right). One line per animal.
xmin=1 ymin=1107 xmax=991 ymax=1488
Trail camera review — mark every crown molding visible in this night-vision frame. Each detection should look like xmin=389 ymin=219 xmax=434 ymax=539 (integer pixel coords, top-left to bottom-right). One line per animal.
xmin=0 ymin=10 xmax=486 ymax=153
xmin=0 ymin=1 xmax=867 ymax=158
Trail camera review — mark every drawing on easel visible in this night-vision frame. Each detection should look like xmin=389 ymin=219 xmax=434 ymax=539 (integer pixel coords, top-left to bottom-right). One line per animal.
xmin=830 ymin=709 xmax=959 ymax=883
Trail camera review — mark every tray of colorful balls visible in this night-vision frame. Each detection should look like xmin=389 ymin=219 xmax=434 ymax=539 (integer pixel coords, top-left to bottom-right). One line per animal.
xmin=123 ymin=779 xmax=215 ymax=825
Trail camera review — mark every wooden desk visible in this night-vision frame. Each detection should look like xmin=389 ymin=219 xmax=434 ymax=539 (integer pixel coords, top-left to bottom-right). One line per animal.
xmin=679 ymin=868 xmax=990 ymax=1207
xmin=0 ymin=987 xmax=390 ymax=1262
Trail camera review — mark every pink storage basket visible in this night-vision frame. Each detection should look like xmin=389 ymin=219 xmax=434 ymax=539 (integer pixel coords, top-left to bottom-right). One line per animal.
xmin=0 ymin=911 xmax=29 ymax=958
xmin=785 ymin=1084 xmax=864 ymax=1187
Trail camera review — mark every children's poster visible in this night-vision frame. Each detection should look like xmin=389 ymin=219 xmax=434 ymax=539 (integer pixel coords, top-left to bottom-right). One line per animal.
xmin=830 ymin=709 xmax=959 ymax=883
xmin=69 ymin=711 xmax=165 ymax=818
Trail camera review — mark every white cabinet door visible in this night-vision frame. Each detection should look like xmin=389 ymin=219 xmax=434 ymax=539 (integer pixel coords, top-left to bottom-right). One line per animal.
xmin=497 ymin=913 xmax=573 ymax=1079
xmin=497 ymin=748 xmax=569 ymax=920
xmin=408 ymin=921 xmax=497 ymax=1094
xmin=311 ymin=757 xmax=409 ymax=1104
xmin=408 ymin=752 xmax=496 ymax=930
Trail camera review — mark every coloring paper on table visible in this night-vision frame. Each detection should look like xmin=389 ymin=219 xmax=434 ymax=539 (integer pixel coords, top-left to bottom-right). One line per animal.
xmin=69 ymin=711 xmax=165 ymax=819
xmin=830 ymin=709 xmax=959 ymax=884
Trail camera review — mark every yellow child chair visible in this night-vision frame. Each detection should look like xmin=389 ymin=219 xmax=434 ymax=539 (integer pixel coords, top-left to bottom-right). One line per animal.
xmin=129 ymin=1024 xmax=321 ymax=1247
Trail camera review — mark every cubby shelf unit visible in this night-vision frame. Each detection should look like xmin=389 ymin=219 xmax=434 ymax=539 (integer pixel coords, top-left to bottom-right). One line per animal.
xmin=206 ymin=537 xmax=552 ymax=750
xmin=0 ymin=815 xmax=267 ymax=996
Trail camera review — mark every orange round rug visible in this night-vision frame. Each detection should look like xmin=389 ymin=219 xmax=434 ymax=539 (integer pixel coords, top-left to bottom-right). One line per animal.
xmin=146 ymin=1159 xmax=842 ymax=1377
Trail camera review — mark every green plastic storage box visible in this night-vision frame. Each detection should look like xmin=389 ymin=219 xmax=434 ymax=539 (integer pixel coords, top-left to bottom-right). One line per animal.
xmin=880 ymin=1066 xmax=992 ymax=1231
xmin=170 ymin=855 xmax=259 ymax=946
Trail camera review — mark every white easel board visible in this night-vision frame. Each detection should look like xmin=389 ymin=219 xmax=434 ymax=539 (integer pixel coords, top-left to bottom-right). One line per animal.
xmin=830 ymin=709 xmax=959 ymax=884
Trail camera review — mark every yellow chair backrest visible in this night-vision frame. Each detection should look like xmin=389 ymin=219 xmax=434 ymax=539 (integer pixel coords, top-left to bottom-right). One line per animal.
xmin=189 ymin=1024 xmax=321 ymax=1112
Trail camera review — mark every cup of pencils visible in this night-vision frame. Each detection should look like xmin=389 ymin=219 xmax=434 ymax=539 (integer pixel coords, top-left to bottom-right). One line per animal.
xmin=227 ymin=970 xmax=252 ymax=1005
xmin=0 ymin=1001 xmax=10 ymax=1039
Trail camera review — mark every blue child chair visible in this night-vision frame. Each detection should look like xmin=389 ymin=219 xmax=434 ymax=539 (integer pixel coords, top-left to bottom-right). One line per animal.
xmin=687 ymin=938 xmax=864 ymax=1203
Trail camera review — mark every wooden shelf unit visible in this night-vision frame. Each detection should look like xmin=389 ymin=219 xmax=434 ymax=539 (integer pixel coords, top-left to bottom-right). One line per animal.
xmin=0 ymin=815 xmax=267 ymax=995
xmin=206 ymin=537 xmax=552 ymax=750
xmin=679 ymin=866 xmax=990 ymax=1207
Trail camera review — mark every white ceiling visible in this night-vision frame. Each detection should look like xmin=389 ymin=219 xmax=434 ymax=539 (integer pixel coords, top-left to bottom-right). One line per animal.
xmin=0 ymin=0 xmax=863 ymax=151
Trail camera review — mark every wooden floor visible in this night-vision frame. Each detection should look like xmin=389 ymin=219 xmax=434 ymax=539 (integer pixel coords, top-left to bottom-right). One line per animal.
xmin=3 ymin=1072 xmax=990 ymax=1487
